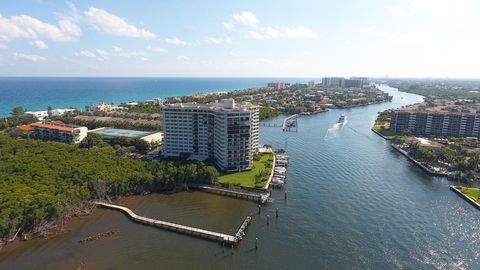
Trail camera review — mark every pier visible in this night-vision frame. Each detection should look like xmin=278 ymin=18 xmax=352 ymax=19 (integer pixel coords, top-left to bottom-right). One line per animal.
xmin=94 ymin=201 xmax=251 ymax=246
xmin=190 ymin=185 xmax=270 ymax=204
xmin=283 ymin=114 xmax=299 ymax=132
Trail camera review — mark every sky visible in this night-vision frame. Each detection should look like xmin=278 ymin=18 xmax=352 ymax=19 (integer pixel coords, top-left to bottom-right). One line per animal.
xmin=0 ymin=0 xmax=479 ymax=78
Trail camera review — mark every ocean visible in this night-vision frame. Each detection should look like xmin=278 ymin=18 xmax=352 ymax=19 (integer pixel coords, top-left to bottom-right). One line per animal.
xmin=0 ymin=77 xmax=310 ymax=117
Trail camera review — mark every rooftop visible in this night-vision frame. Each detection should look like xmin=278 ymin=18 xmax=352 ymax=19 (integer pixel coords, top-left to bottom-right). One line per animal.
xmin=162 ymin=99 xmax=257 ymax=112
xmin=30 ymin=122 xmax=80 ymax=132
xmin=396 ymin=102 xmax=480 ymax=114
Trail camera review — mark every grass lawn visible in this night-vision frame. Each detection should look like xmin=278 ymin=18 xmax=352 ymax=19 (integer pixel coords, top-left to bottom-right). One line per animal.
xmin=218 ymin=152 xmax=273 ymax=188
xmin=458 ymin=186 xmax=480 ymax=203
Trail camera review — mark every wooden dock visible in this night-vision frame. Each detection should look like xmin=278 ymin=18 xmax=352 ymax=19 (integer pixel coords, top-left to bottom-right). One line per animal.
xmin=94 ymin=201 xmax=251 ymax=246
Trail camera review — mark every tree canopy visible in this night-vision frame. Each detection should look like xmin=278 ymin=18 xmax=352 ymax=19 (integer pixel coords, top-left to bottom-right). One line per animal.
xmin=0 ymin=134 xmax=218 ymax=240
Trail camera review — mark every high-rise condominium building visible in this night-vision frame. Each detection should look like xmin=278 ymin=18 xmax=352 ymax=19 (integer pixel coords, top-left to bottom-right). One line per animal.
xmin=322 ymin=77 xmax=345 ymax=88
xmin=161 ymin=99 xmax=259 ymax=172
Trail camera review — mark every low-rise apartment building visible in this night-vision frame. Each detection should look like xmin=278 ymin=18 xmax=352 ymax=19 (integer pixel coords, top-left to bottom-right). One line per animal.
xmin=30 ymin=122 xmax=88 ymax=143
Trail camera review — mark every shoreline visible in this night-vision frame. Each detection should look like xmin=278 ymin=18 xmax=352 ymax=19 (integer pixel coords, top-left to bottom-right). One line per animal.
xmin=450 ymin=186 xmax=480 ymax=210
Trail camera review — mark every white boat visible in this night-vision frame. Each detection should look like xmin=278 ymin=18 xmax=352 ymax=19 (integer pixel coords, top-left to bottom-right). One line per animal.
xmin=338 ymin=115 xmax=347 ymax=124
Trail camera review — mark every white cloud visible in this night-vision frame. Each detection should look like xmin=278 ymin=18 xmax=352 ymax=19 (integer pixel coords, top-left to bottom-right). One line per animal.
xmin=30 ymin=40 xmax=48 ymax=49
xmin=165 ymin=36 xmax=191 ymax=46
xmin=120 ymin=51 xmax=148 ymax=57
xmin=146 ymin=45 xmax=167 ymax=53
xmin=0 ymin=43 xmax=7 ymax=49
xmin=0 ymin=14 xmax=81 ymax=42
xmin=76 ymin=50 xmax=96 ymax=58
xmin=13 ymin=52 xmax=47 ymax=62
xmin=76 ymin=47 xmax=148 ymax=60
xmin=230 ymin=51 xmax=238 ymax=57
xmin=84 ymin=7 xmax=156 ymax=39
xmin=222 ymin=21 xmax=234 ymax=30
xmin=177 ymin=55 xmax=189 ymax=61
xmin=224 ymin=36 xmax=233 ymax=44
xmin=75 ymin=49 xmax=111 ymax=60
xmin=112 ymin=45 xmax=124 ymax=53
xmin=203 ymin=36 xmax=232 ymax=45
xmin=389 ymin=0 xmax=472 ymax=17
xmin=204 ymin=36 xmax=221 ymax=45
xmin=95 ymin=49 xmax=111 ymax=58
xmin=246 ymin=26 xmax=320 ymax=40
xmin=232 ymin=11 xmax=259 ymax=26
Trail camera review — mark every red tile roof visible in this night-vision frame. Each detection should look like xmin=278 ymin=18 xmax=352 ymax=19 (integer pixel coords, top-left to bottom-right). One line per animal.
xmin=30 ymin=122 xmax=77 ymax=132
xmin=18 ymin=124 xmax=33 ymax=131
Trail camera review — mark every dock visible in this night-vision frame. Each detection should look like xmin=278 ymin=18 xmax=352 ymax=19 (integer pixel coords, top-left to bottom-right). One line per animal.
xmin=94 ymin=201 xmax=251 ymax=246
xmin=190 ymin=185 xmax=270 ymax=204
xmin=283 ymin=114 xmax=299 ymax=132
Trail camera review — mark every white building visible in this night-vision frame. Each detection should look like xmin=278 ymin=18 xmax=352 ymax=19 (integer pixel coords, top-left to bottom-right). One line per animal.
xmin=88 ymin=102 xmax=113 ymax=112
xmin=162 ymin=99 xmax=259 ymax=172
xmin=25 ymin=108 xmax=75 ymax=120
xmin=30 ymin=121 xmax=88 ymax=144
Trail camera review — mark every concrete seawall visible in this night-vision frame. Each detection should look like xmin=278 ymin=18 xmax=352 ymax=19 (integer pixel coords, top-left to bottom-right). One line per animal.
xmin=371 ymin=128 xmax=389 ymax=140
xmin=391 ymin=145 xmax=447 ymax=177
xmin=450 ymin=186 xmax=480 ymax=210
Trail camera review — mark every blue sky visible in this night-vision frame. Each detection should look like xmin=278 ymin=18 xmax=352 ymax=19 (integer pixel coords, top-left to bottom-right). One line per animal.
xmin=0 ymin=0 xmax=479 ymax=78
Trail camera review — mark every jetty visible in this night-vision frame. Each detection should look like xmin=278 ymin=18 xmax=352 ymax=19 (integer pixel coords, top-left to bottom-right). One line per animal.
xmin=190 ymin=185 xmax=270 ymax=204
xmin=283 ymin=114 xmax=299 ymax=132
xmin=94 ymin=201 xmax=250 ymax=246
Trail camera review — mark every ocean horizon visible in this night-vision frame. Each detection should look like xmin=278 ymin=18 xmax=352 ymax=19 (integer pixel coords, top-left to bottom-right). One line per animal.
xmin=0 ymin=77 xmax=315 ymax=117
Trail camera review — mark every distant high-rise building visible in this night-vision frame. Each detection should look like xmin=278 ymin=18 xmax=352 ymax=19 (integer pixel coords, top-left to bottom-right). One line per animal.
xmin=344 ymin=79 xmax=363 ymax=88
xmin=161 ymin=99 xmax=259 ymax=172
xmin=267 ymin=82 xmax=288 ymax=90
xmin=322 ymin=77 xmax=345 ymax=88
xmin=308 ymin=81 xmax=315 ymax=88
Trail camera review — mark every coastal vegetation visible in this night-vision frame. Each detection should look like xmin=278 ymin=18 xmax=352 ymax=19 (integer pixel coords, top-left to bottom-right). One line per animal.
xmin=372 ymin=110 xmax=396 ymax=139
xmin=218 ymin=152 xmax=273 ymax=188
xmin=126 ymin=104 xmax=161 ymax=114
xmin=408 ymin=142 xmax=480 ymax=180
xmin=53 ymin=114 xmax=161 ymax=131
xmin=0 ymin=107 xmax=38 ymax=131
xmin=259 ymin=107 xmax=280 ymax=121
xmin=0 ymin=134 xmax=218 ymax=244
xmin=386 ymin=80 xmax=480 ymax=101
